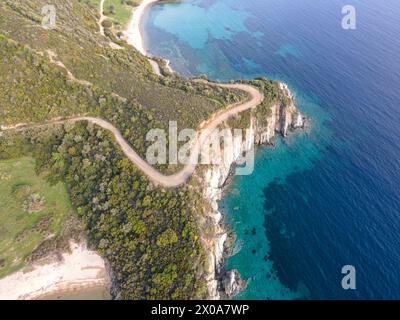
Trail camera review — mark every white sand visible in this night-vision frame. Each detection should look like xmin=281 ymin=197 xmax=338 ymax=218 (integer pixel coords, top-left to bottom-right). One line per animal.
xmin=125 ymin=0 xmax=175 ymax=76
xmin=0 ymin=242 xmax=109 ymax=300
xmin=125 ymin=0 xmax=160 ymax=55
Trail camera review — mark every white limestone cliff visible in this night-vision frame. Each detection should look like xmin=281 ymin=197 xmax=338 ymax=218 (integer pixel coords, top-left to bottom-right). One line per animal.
xmin=201 ymin=83 xmax=305 ymax=299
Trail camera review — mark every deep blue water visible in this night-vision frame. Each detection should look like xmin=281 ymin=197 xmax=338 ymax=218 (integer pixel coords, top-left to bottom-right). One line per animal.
xmin=143 ymin=0 xmax=400 ymax=299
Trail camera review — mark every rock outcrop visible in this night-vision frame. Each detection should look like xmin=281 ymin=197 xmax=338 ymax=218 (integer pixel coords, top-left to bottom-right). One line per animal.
xmin=254 ymin=82 xmax=305 ymax=145
xmin=222 ymin=269 xmax=247 ymax=298
xmin=201 ymin=82 xmax=305 ymax=299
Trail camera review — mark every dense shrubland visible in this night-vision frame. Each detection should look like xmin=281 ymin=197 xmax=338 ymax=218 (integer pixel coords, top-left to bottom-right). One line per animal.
xmin=0 ymin=0 xmax=244 ymax=130
xmin=0 ymin=125 xmax=209 ymax=299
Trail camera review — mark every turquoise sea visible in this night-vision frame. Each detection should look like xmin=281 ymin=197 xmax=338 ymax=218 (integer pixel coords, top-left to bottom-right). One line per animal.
xmin=143 ymin=0 xmax=400 ymax=299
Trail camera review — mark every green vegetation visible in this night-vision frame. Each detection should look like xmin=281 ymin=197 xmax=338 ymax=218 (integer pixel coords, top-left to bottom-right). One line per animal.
xmin=78 ymin=0 xmax=101 ymax=9
xmin=0 ymin=157 xmax=79 ymax=278
xmin=83 ymin=0 xmax=102 ymax=9
xmin=0 ymin=0 xmax=288 ymax=299
xmin=226 ymin=78 xmax=292 ymax=130
xmin=103 ymin=0 xmax=137 ymax=27
xmin=0 ymin=35 xmax=166 ymax=166
xmin=0 ymin=0 xmax=243 ymax=132
xmin=0 ymin=36 xmax=98 ymax=124
xmin=1 ymin=124 xmax=209 ymax=299
xmin=249 ymin=78 xmax=289 ymax=127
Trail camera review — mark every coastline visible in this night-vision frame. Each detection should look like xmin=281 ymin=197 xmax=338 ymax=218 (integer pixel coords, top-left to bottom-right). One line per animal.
xmin=0 ymin=242 xmax=110 ymax=300
xmin=202 ymin=83 xmax=305 ymax=299
xmin=0 ymin=1 xmax=305 ymax=300
xmin=122 ymin=0 xmax=245 ymax=298
xmin=2 ymin=1 xmax=303 ymax=300
xmin=125 ymin=0 xmax=161 ymax=56
xmin=125 ymin=0 xmax=174 ymax=75
xmin=122 ymin=0 xmax=305 ymax=299
xmin=123 ymin=1 xmax=239 ymax=297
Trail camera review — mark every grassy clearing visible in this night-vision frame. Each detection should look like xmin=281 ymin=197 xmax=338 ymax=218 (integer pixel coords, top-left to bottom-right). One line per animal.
xmin=82 ymin=0 xmax=102 ymax=9
xmin=0 ymin=157 xmax=73 ymax=278
xmin=103 ymin=0 xmax=137 ymax=27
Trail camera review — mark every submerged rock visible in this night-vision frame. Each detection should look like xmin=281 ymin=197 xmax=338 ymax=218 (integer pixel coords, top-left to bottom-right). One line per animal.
xmin=223 ymin=269 xmax=246 ymax=298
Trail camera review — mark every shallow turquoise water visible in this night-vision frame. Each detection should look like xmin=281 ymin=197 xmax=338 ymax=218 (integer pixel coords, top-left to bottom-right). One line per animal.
xmin=221 ymin=90 xmax=330 ymax=299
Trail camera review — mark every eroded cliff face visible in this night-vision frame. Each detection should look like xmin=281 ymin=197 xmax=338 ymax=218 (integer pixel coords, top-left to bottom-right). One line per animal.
xmin=255 ymin=83 xmax=304 ymax=145
xmin=201 ymin=83 xmax=305 ymax=299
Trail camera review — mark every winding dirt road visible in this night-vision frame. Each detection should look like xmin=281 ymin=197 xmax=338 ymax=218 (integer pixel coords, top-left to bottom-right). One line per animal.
xmin=2 ymin=2 xmax=264 ymax=187
xmin=2 ymin=82 xmax=263 ymax=187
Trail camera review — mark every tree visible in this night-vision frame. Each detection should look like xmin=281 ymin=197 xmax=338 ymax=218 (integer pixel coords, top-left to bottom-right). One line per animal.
xmin=157 ymin=228 xmax=178 ymax=247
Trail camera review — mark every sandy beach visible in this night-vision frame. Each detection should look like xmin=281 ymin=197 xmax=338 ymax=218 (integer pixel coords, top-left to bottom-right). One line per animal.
xmin=126 ymin=0 xmax=161 ymax=55
xmin=124 ymin=0 xmax=175 ymax=75
xmin=0 ymin=242 xmax=110 ymax=300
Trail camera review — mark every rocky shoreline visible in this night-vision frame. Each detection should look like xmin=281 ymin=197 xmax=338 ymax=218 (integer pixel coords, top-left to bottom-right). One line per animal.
xmin=121 ymin=0 xmax=306 ymax=299
xmin=201 ymin=83 xmax=306 ymax=299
